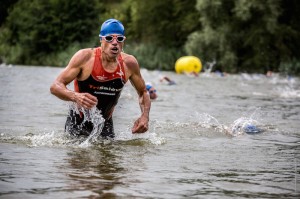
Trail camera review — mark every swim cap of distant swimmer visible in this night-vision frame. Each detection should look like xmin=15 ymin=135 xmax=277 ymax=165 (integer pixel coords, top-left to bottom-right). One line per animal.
xmin=146 ymin=83 xmax=152 ymax=91
xmin=99 ymin=19 xmax=125 ymax=37
xmin=244 ymin=124 xmax=261 ymax=134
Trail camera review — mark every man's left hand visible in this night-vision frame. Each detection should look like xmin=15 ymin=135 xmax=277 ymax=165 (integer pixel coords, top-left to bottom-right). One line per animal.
xmin=132 ymin=117 xmax=149 ymax=133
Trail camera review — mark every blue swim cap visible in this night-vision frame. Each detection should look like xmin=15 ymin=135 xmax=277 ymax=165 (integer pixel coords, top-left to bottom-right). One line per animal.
xmin=146 ymin=84 xmax=152 ymax=91
xmin=145 ymin=83 xmax=153 ymax=91
xmin=99 ymin=19 xmax=125 ymax=37
xmin=244 ymin=124 xmax=261 ymax=134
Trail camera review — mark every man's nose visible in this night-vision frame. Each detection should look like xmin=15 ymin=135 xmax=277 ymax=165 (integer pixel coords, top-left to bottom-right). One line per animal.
xmin=111 ymin=38 xmax=118 ymax=44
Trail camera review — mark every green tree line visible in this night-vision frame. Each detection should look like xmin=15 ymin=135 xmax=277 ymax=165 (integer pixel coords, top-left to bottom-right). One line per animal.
xmin=0 ymin=0 xmax=299 ymax=75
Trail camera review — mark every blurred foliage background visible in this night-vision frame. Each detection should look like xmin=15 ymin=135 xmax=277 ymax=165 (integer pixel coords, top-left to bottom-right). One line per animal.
xmin=0 ymin=0 xmax=299 ymax=75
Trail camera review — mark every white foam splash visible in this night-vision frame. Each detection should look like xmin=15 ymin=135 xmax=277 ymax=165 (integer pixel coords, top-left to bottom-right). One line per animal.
xmin=277 ymin=86 xmax=300 ymax=98
xmin=189 ymin=110 xmax=264 ymax=137
xmin=115 ymin=121 xmax=166 ymax=145
xmin=78 ymin=106 xmax=105 ymax=148
xmin=229 ymin=117 xmax=260 ymax=136
xmin=7 ymin=130 xmax=73 ymax=148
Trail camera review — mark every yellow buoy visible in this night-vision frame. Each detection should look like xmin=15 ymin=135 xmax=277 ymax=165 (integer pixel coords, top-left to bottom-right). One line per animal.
xmin=175 ymin=56 xmax=202 ymax=74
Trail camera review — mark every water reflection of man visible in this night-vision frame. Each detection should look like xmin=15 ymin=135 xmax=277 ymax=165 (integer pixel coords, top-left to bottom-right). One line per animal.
xmin=50 ymin=19 xmax=151 ymax=139
xmin=66 ymin=147 xmax=123 ymax=197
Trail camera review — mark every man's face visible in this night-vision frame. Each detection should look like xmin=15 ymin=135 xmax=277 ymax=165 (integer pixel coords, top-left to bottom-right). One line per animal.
xmin=100 ymin=34 xmax=125 ymax=58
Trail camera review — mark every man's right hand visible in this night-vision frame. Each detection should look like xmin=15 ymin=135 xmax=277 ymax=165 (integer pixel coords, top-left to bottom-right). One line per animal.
xmin=73 ymin=92 xmax=98 ymax=109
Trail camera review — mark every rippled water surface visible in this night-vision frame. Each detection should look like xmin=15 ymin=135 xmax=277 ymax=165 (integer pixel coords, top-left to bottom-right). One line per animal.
xmin=0 ymin=65 xmax=299 ymax=198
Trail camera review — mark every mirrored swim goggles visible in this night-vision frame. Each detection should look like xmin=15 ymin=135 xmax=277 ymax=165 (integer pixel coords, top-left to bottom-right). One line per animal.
xmin=149 ymin=89 xmax=156 ymax=94
xmin=101 ymin=35 xmax=126 ymax=43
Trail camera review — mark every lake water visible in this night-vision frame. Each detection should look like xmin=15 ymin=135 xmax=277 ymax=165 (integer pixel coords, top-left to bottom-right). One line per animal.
xmin=0 ymin=65 xmax=299 ymax=198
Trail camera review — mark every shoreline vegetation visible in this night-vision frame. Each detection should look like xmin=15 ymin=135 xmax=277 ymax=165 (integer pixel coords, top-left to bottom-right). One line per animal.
xmin=0 ymin=0 xmax=299 ymax=76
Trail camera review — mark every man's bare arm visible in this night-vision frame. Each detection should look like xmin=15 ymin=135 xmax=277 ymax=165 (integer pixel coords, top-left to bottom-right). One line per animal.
xmin=126 ymin=55 xmax=151 ymax=133
xmin=50 ymin=49 xmax=97 ymax=109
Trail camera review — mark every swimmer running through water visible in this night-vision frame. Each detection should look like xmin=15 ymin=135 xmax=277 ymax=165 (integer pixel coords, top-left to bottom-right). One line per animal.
xmin=50 ymin=18 xmax=151 ymax=138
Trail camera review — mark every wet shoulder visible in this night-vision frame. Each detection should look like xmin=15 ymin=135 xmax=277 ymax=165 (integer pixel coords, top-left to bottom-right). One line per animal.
xmin=121 ymin=53 xmax=139 ymax=70
xmin=69 ymin=48 xmax=95 ymax=69
xmin=75 ymin=48 xmax=95 ymax=63
xmin=120 ymin=53 xmax=140 ymax=80
xmin=72 ymin=48 xmax=95 ymax=80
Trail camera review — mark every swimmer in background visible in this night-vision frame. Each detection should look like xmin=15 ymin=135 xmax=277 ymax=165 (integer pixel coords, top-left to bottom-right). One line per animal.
xmin=160 ymin=76 xmax=176 ymax=85
xmin=184 ymin=71 xmax=199 ymax=77
xmin=146 ymin=83 xmax=157 ymax=100
xmin=266 ymin=70 xmax=273 ymax=77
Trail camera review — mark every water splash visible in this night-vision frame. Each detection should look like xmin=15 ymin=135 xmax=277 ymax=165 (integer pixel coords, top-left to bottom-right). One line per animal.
xmin=229 ymin=117 xmax=261 ymax=136
xmin=70 ymin=104 xmax=166 ymax=146
xmin=226 ymin=108 xmax=263 ymax=136
xmin=195 ymin=112 xmax=221 ymax=128
xmin=115 ymin=120 xmax=166 ymax=145
xmin=189 ymin=110 xmax=264 ymax=137
xmin=0 ymin=110 xmax=166 ymax=148
xmin=277 ymin=85 xmax=300 ymax=98
xmin=0 ymin=130 xmax=74 ymax=148
xmin=74 ymin=105 xmax=106 ymax=147
xmin=0 ymin=104 xmax=106 ymax=148
xmin=24 ymin=131 xmax=71 ymax=147
xmin=204 ymin=60 xmax=216 ymax=74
